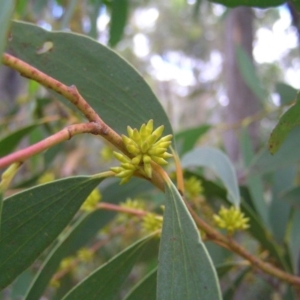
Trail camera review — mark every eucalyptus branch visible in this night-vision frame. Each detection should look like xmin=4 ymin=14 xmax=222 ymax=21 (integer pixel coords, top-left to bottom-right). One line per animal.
xmin=187 ymin=205 xmax=300 ymax=287
xmin=1 ymin=53 xmax=127 ymax=154
xmin=0 ymin=123 xmax=101 ymax=169
xmin=97 ymin=202 xmax=147 ymax=217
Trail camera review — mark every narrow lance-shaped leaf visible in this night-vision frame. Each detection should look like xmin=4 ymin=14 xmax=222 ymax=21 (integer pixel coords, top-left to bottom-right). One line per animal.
xmin=0 ymin=191 xmax=3 ymax=238
xmin=0 ymin=175 xmax=104 ymax=289
xmin=236 ymin=45 xmax=266 ymax=103
xmin=25 ymin=212 xmax=113 ymax=300
xmin=9 ymin=21 xmax=173 ymax=139
xmin=0 ymin=123 xmax=40 ymax=157
xmin=0 ymin=0 xmax=14 ymax=63
xmin=24 ymin=178 xmax=149 ymax=300
xmin=109 ymin=0 xmax=129 ymax=47
xmin=250 ymin=127 xmax=300 ymax=175
xmin=124 ymin=268 xmax=157 ymax=300
xmin=181 ymin=146 xmax=240 ymax=206
xmin=62 ymin=235 xmax=154 ymax=300
xmin=268 ymin=93 xmax=300 ymax=154
xmin=157 ymin=179 xmax=221 ymax=300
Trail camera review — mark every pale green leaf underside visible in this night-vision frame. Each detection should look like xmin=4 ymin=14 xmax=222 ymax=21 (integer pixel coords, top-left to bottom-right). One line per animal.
xmin=0 ymin=1 xmax=14 ymax=62
xmin=157 ymin=180 xmax=221 ymax=300
xmin=0 ymin=175 xmax=103 ymax=289
xmin=181 ymin=146 xmax=240 ymax=206
xmin=8 ymin=21 xmax=173 ymax=138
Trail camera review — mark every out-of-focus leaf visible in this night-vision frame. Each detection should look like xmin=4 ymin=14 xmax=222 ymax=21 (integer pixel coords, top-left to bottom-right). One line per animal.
xmin=216 ymin=263 xmax=239 ymax=278
xmin=209 ymin=0 xmax=285 ymax=8
xmin=181 ymin=146 xmax=240 ymax=206
xmin=157 ymin=180 xmax=221 ymax=300
xmin=10 ymin=270 xmax=33 ymax=300
xmin=9 ymin=21 xmax=173 ymax=139
xmin=281 ymin=186 xmax=300 ymax=209
xmin=288 ymin=210 xmax=300 ymax=273
xmin=193 ymin=0 xmax=202 ymax=19
xmin=0 ymin=124 xmax=40 ymax=157
xmin=240 ymin=187 xmax=290 ymax=271
xmin=223 ymin=268 xmax=250 ymax=300
xmin=268 ymin=93 xmax=300 ymax=154
xmin=89 ymin=0 xmax=103 ymax=38
xmin=270 ymin=167 xmax=296 ymax=244
xmin=24 ymin=178 xmax=152 ymax=300
xmin=275 ymin=82 xmax=298 ymax=106
xmin=0 ymin=1 xmax=14 ymax=63
xmin=15 ymin=0 xmax=27 ymax=17
xmin=124 ymin=268 xmax=157 ymax=300
xmin=250 ymin=127 xmax=300 ymax=175
xmin=62 ymin=235 xmax=153 ymax=299
xmin=0 ymin=175 xmax=104 ymax=289
xmin=236 ymin=45 xmax=266 ymax=102
xmin=240 ymin=127 xmax=269 ymax=227
xmin=175 ymin=124 xmax=210 ymax=156
xmin=24 ymin=212 xmax=105 ymax=300
xmin=61 ymin=0 xmax=78 ymax=29
xmin=0 ymin=191 xmax=2 ymax=238
xmin=109 ymin=0 xmax=128 ymax=47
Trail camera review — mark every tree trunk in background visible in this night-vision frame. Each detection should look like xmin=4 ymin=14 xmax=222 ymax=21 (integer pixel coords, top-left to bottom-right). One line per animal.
xmin=223 ymin=7 xmax=261 ymax=163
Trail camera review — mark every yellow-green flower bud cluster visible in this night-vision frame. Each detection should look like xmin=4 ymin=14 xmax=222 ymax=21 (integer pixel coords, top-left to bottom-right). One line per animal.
xmin=184 ymin=176 xmax=204 ymax=199
xmin=142 ymin=213 xmax=163 ymax=237
xmin=116 ymin=198 xmax=146 ymax=224
xmin=80 ymin=189 xmax=102 ymax=212
xmin=111 ymin=120 xmax=172 ymax=183
xmin=213 ymin=206 xmax=250 ymax=234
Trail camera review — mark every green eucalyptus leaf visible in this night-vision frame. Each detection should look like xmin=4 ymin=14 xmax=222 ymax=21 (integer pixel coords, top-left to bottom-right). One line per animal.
xmin=175 ymin=124 xmax=210 ymax=156
xmin=124 ymin=268 xmax=157 ymax=300
xmin=268 ymin=93 xmax=300 ymax=154
xmin=288 ymin=210 xmax=300 ymax=273
xmin=24 ymin=177 xmax=151 ymax=300
xmin=0 ymin=0 xmax=14 ymax=62
xmin=251 ymin=127 xmax=300 ymax=175
xmin=9 ymin=21 xmax=173 ymax=138
xmin=240 ymin=127 xmax=269 ymax=227
xmin=236 ymin=45 xmax=266 ymax=103
xmin=24 ymin=211 xmax=110 ymax=300
xmin=62 ymin=235 xmax=153 ymax=300
xmin=0 ymin=123 xmax=40 ymax=157
xmin=281 ymin=186 xmax=300 ymax=209
xmin=223 ymin=268 xmax=250 ymax=300
xmin=209 ymin=0 xmax=285 ymax=8
xmin=0 ymin=191 xmax=2 ymax=238
xmin=109 ymin=0 xmax=129 ymax=47
xmin=0 ymin=175 xmax=104 ymax=289
xmin=157 ymin=180 xmax=221 ymax=300
xmin=275 ymin=82 xmax=298 ymax=106
xmin=181 ymin=146 xmax=240 ymax=206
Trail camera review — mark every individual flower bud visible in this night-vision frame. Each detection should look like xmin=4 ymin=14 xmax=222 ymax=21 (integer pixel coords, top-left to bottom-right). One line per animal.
xmin=151 ymin=125 xmax=164 ymax=140
xmin=100 ymin=146 xmax=114 ymax=162
xmin=144 ymin=163 xmax=152 ymax=178
xmin=38 ymin=171 xmax=55 ymax=184
xmin=81 ymin=189 xmax=102 ymax=212
xmin=59 ymin=257 xmax=75 ymax=272
xmin=151 ymin=156 xmax=168 ymax=165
